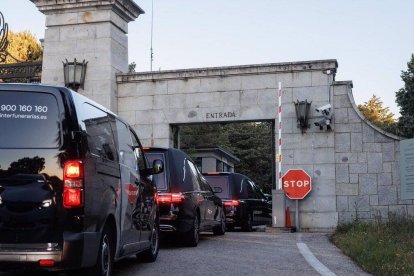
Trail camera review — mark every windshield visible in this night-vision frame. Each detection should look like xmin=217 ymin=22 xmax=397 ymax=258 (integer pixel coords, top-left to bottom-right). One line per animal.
xmin=0 ymin=91 xmax=60 ymax=149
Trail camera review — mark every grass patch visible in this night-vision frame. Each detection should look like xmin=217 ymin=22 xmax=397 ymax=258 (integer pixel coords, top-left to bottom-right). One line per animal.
xmin=332 ymin=216 xmax=414 ymax=276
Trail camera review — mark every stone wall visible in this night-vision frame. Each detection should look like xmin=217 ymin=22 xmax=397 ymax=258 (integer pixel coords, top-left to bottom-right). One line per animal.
xmin=117 ymin=60 xmax=341 ymax=229
xmin=333 ymin=82 xmax=411 ymax=223
xmin=33 ymin=0 xmax=143 ymax=112
xmin=116 ymin=60 xmax=411 ymax=230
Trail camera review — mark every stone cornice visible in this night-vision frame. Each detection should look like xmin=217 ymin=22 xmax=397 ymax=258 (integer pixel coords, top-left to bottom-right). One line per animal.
xmin=334 ymin=80 xmax=403 ymax=141
xmin=31 ymin=0 xmax=144 ymax=22
xmin=117 ymin=59 xmax=338 ymax=83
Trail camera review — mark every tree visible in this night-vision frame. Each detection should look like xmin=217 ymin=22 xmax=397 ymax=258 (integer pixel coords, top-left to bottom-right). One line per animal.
xmin=358 ymin=94 xmax=396 ymax=131
xmin=180 ymin=122 xmax=274 ymax=193
xmin=395 ymin=54 xmax=414 ymax=138
xmin=0 ymin=31 xmax=42 ymax=64
xmin=8 ymin=156 xmax=45 ymax=175
xmin=128 ymin=62 xmax=137 ymax=73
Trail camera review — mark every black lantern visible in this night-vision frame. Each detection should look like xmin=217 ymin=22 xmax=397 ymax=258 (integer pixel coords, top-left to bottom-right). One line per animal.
xmin=63 ymin=58 xmax=88 ymax=91
xmin=294 ymin=100 xmax=312 ymax=134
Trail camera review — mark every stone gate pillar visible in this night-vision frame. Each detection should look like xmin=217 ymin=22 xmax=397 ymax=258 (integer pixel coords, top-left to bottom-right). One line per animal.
xmin=31 ymin=0 xmax=143 ymax=112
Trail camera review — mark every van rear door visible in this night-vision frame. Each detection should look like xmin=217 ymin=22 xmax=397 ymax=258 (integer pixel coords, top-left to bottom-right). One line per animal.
xmin=0 ymin=88 xmax=66 ymax=245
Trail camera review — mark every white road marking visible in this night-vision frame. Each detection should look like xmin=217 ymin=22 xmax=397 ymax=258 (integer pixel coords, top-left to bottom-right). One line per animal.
xmin=297 ymin=242 xmax=337 ymax=276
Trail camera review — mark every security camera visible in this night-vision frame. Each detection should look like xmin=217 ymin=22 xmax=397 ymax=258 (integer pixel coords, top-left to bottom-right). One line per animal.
xmin=315 ymin=104 xmax=332 ymax=113
xmin=314 ymin=118 xmax=332 ymax=130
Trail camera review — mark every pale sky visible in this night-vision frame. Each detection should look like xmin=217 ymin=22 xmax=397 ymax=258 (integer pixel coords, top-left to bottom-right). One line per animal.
xmin=1 ymin=0 xmax=413 ymax=116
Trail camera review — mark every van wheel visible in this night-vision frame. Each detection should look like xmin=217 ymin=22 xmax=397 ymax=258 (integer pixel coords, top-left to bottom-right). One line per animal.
xmin=185 ymin=215 xmax=200 ymax=247
xmin=242 ymin=213 xmax=253 ymax=232
xmin=138 ymin=221 xmax=160 ymax=262
xmin=213 ymin=210 xmax=226 ymax=235
xmin=94 ymin=226 xmax=114 ymax=276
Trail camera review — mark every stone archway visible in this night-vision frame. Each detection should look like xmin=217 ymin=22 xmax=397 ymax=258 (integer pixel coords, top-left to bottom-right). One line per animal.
xmin=116 ymin=60 xmax=406 ymax=230
xmin=117 ymin=60 xmax=341 ymax=229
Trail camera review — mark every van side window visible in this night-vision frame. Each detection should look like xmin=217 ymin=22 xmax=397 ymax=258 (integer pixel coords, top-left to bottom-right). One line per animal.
xmin=252 ymin=181 xmax=265 ymax=199
xmin=247 ymin=179 xmax=258 ymax=199
xmin=247 ymin=180 xmax=260 ymax=199
xmin=112 ymin=119 xmax=135 ymax=170
xmin=187 ymin=160 xmax=201 ymax=191
xmin=129 ymin=128 xmax=146 ymax=171
xmin=81 ymin=103 xmax=116 ymax=161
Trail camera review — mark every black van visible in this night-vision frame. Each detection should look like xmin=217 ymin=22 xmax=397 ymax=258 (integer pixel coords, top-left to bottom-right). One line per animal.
xmin=144 ymin=147 xmax=226 ymax=247
xmin=0 ymin=84 xmax=163 ymax=275
xmin=204 ymin=172 xmax=272 ymax=231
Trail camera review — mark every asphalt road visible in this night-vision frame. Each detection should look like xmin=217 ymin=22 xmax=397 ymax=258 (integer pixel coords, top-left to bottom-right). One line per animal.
xmin=114 ymin=229 xmax=370 ymax=276
xmin=0 ymin=229 xmax=370 ymax=276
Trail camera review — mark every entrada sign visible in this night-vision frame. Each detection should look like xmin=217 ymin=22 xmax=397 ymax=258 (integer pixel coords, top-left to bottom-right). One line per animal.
xmin=206 ymin=111 xmax=236 ymax=119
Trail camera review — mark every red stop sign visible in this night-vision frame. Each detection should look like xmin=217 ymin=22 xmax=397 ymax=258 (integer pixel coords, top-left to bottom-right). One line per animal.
xmin=282 ymin=169 xmax=312 ymax=199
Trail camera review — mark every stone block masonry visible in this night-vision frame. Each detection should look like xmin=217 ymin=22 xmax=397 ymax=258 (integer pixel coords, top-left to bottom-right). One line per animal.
xmin=333 ymin=81 xmax=408 ymax=223
xmin=115 ymin=60 xmax=410 ymax=229
xmin=32 ymin=0 xmax=144 ymax=113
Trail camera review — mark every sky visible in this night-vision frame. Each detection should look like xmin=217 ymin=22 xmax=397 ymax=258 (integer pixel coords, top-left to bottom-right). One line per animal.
xmin=1 ymin=0 xmax=413 ymax=116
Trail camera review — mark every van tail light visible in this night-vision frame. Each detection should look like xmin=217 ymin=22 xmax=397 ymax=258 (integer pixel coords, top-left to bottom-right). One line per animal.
xmin=224 ymin=200 xmax=240 ymax=207
xmin=63 ymin=160 xmax=84 ymax=208
xmin=39 ymin=259 xmax=55 ymax=267
xmin=157 ymin=193 xmax=184 ymax=204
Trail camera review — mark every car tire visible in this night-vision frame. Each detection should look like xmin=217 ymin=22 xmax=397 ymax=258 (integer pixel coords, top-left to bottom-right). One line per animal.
xmin=185 ymin=215 xmax=200 ymax=247
xmin=137 ymin=220 xmax=160 ymax=262
xmin=213 ymin=210 xmax=226 ymax=235
xmin=242 ymin=213 xmax=253 ymax=232
xmin=93 ymin=226 xmax=114 ymax=276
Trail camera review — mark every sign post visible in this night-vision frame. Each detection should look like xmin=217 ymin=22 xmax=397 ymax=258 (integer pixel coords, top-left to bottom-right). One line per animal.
xmin=282 ymin=169 xmax=312 ymax=230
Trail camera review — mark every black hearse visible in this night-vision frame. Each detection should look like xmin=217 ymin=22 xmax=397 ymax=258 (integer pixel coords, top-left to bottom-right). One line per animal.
xmin=204 ymin=172 xmax=272 ymax=231
xmin=144 ymin=147 xmax=226 ymax=246
xmin=0 ymin=84 xmax=163 ymax=275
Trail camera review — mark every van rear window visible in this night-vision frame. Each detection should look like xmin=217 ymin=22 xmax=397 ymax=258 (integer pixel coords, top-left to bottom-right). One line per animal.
xmin=145 ymin=152 xmax=167 ymax=190
xmin=0 ymin=91 xmax=60 ymax=148
xmin=205 ymin=176 xmax=230 ymax=199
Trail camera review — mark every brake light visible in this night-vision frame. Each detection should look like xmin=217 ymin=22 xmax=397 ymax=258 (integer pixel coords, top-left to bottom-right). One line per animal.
xmin=157 ymin=193 xmax=184 ymax=204
xmin=224 ymin=200 xmax=240 ymax=207
xmin=39 ymin=259 xmax=55 ymax=267
xmin=63 ymin=160 xmax=84 ymax=208
xmin=64 ymin=161 xmax=82 ymax=178
xmin=206 ymin=172 xmax=220 ymax=175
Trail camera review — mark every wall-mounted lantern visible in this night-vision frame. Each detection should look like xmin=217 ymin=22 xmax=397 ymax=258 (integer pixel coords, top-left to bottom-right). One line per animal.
xmin=294 ymin=100 xmax=312 ymax=134
xmin=63 ymin=58 xmax=88 ymax=91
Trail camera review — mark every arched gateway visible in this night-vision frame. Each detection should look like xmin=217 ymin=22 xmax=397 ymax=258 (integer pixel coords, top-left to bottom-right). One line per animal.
xmin=32 ymin=0 xmax=408 ymax=231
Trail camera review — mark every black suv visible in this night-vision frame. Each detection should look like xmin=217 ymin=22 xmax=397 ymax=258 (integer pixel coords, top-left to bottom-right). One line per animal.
xmin=204 ymin=172 xmax=272 ymax=231
xmin=0 ymin=84 xmax=163 ymax=274
xmin=144 ymin=147 xmax=226 ymax=246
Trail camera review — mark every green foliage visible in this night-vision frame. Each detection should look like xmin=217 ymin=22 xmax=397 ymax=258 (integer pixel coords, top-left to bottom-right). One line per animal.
xmin=0 ymin=31 xmax=42 ymax=64
xmin=333 ymin=216 xmax=414 ymax=276
xmin=180 ymin=122 xmax=273 ymax=193
xmin=395 ymin=54 xmax=414 ymax=138
xmin=358 ymin=94 xmax=396 ymax=131
xmin=129 ymin=61 xmax=136 ymax=73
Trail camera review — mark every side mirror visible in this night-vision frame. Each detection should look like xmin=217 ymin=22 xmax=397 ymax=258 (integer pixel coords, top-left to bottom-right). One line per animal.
xmin=152 ymin=159 xmax=164 ymax=175
xmin=213 ymin=186 xmax=223 ymax=194
xmin=264 ymin=193 xmax=272 ymax=202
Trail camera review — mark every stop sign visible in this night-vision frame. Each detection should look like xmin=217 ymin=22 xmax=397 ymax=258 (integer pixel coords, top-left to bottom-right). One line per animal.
xmin=282 ymin=169 xmax=312 ymax=199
